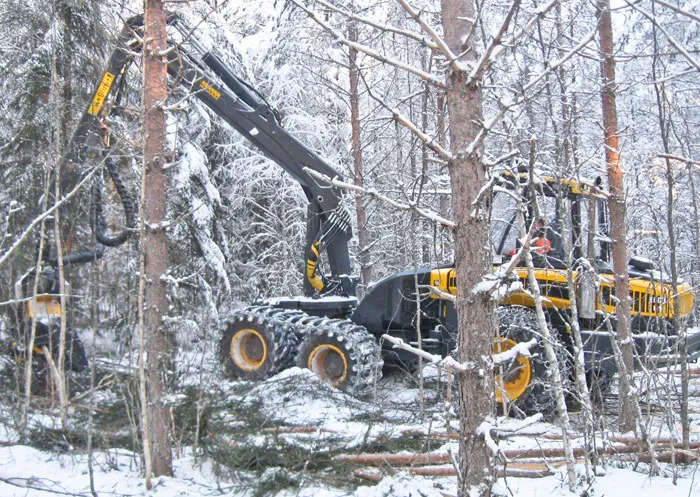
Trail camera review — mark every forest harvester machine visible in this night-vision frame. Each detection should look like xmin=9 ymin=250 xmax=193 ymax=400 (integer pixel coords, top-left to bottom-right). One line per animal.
xmin=13 ymin=13 xmax=700 ymax=416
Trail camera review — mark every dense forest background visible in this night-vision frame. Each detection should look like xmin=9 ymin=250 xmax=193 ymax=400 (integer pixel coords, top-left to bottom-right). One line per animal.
xmin=1 ymin=0 xmax=698 ymax=337
xmin=0 ymin=0 xmax=699 ymax=495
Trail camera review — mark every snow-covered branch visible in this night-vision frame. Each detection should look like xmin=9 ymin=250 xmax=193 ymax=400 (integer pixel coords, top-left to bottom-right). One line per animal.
xmin=652 ymin=0 xmax=700 ymax=23
xmin=396 ymin=0 xmax=459 ymax=67
xmin=303 ymin=168 xmax=456 ymax=228
xmin=467 ymin=0 xmax=522 ymax=84
xmin=382 ymin=334 xmax=473 ymax=372
xmin=312 ymin=0 xmax=439 ymax=51
xmin=656 ymin=153 xmax=700 ymax=167
xmin=465 ymin=25 xmax=598 ymax=155
xmin=289 ymin=0 xmax=446 ymax=88
xmin=624 ymin=0 xmax=700 ymax=72
xmin=390 ymin=108 xmax=453 ymax=161
xmin=0 ymin=164 xmax=103 ymax=269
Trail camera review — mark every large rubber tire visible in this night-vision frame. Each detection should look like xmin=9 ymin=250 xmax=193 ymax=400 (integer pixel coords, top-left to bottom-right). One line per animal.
xmin=296 ymin=319 xmax=382 ymax=398
xmin=219 ymin=307 xmax=298 ymax=381
xmin=496 ymin=306 xmax=564 ymax=419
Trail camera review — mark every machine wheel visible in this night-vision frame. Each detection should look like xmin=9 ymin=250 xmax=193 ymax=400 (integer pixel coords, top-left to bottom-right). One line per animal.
xmin=296 ymin=319 xmax=382 ymax=397
xmin=219 ymin=307 xmax=298 ymax=380
xmin=495 ymin=306 xmax=563 ymax=419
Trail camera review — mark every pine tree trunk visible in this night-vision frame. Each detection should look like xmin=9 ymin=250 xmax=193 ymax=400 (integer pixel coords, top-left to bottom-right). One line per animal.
xmin=142 ymin=0 xmax=173 ymax=480
xmin=440 ymin=1 xmax=495 ymax=495
xmin=597 ymin=0 xmax=634 ymax=433
xmin=347 ymin=18 xmax=372 ymax=294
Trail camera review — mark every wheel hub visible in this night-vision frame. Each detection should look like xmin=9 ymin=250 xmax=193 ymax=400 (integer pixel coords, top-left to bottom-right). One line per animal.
xmin=230 ymin=329 xmax=268 ymax=371
xmin=308 ymin=344 xmax=348 ymax=386
xmin=494 ymin=337 xmax=532 ymax=403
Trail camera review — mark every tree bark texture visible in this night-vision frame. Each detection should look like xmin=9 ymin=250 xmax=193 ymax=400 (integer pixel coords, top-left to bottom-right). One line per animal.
xmin=348 ymin=18 xmax=372 ymax=294
xmin=597 ymin=0 xmax=635 ymax=433
xmin=142 ymin=0 xmax=173 ymax=479
xmin=440 ymin=1 xmax=496 ymax=495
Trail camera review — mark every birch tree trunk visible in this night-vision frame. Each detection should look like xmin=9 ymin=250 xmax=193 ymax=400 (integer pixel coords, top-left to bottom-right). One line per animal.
xmin=141 ymin=0 xmax=173 ymax=481
xmin=596 ymin=0 xmax=635 ymax=433
xmin=440 ymin=1 xmax=496 ymax=494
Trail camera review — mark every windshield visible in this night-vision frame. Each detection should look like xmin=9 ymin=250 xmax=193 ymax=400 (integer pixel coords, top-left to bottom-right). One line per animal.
xmin=491 ymin=184 xmax=609 ymax=265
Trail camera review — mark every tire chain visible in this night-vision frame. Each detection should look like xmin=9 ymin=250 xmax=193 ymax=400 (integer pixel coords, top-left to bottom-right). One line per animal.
xmin=226 ymin=305 xmax=303 ymax=371
xmin=227 ymin=305 xmax=383 ymax=397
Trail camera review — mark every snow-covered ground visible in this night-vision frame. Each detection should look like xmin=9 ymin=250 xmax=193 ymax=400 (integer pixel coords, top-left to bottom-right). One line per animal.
xmin=0 ymin=360 xmax=698 ymax=497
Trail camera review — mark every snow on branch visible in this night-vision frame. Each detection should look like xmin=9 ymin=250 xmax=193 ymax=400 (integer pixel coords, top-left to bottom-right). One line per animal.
xmin=624 ymin=0 xmax=700 ymax=72
xmin=488 ymin=0 xmax=559 ymax=69
xmin=467 ymin=0 xmax=522 ymax=84
xmin=0 ymin=164 xmax=103 ymax=269
xmin=312 ymin=0 xmax=439 ymax=51
xmin=656 ymin=153 xmax=700 ymax=168
xmin=652 ymin=0 xmax=700 ymax=23
xmin=492 ymin=338 xmax=536 ymax=365
xmin=396 ymin=0 xmax=459 ymax=68
xmin=382 ymin=334 xmax=473 ymax=372
xmin=303 ymin=168 xmax=456 ymax=228
xmin=390 ymin=108 xmax=453 ymax=161
xmin=289 ymin=0 xmax=446 ymax=88
xmin=465 ymin=25 xmax=597 ymax=156
xmin=421 ymin=284 xmax=456 ymax=302
xmin=477 ymin=419 xmax=507 ymax=461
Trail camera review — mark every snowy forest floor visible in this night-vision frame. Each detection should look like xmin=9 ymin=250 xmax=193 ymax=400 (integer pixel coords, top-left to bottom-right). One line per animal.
xmin=0 ymin=337 xmax=699 ymax=497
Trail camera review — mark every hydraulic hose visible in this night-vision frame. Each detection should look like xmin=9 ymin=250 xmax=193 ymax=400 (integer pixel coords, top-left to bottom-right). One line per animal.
xmin=93 ymin=156 xmax=134 ymax=247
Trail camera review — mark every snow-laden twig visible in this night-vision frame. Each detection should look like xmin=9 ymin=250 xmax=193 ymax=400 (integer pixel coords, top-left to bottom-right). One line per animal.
xmin=465 ymin=25 xmax=597 ymax=156
xmin=467 ymin=0 xmax=522 ymax=84
xmin=656 ymin=152 xmax=700 ymax=167
xmin=289 ymin=0 xmax=446 ymax=88
xmin=492 ymin=413 xmax=544 ymax=435
xmin=489 ymin=0 xmax=559 ymax=67
xmin=421 ymin=284 xmax=456 ymax=302
xmin=311 ymin=0 xmax=439 ymax=50
xmin=390 ymin=107 xmax=453 ymax=161
xmin=477 ymin=419 xmax=507 ymax=462
xmin=0 ymin=164 xmax=103 ymax=269
xmin=651 ymin=0 xmax=700 ymax=23
xmin=303 ymin=168 xmax=455 ymax=228
xmin=396 ymin=0 xmax=459 ymax=67
xmin=492 ymin=338 xmax=536 ymax=365
xmin=382 ymin=334 xmax=473 ymax=372
xmin=623 ymin=0 xmax=700 ymax=72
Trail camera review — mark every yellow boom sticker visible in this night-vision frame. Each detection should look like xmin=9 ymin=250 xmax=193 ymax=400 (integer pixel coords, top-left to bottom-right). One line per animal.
xmin=88 ymin=72 xmax=116 ymax=116
xmin=199 ymin=80 xmax=221 ymax=100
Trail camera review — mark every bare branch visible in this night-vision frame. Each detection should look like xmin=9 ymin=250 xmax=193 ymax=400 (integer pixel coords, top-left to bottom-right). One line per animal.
xmin=652 ymin=0 xmax=700 ymax=23
xmin=468 ymin=0 xmax=522 ymax=84
xmin=303 ymin=168 xmax=456 ymax=228
xmin=289 ymin=0 xmax=446 ymax=88
xmin=311 ymin=0 xmax=439 ymax=50
xmin=396 ymin=0 xmax=459 ymax=67
xmin=625 ymin=0 xmax=700 ymax=72
xmin=0 ymin=164 xmax=103 ymax=268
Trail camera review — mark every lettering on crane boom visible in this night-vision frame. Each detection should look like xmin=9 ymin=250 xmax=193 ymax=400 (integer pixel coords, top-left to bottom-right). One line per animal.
xmin=199 ymin=80 xmax=221 ymax=100
xmin=88 ymin=72 xmax=116 ymax=116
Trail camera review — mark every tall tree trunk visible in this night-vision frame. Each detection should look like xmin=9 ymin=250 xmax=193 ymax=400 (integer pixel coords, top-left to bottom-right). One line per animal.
xmin=440 ymin=1 xmax=495 ymax=495
xmin=141 ymin=0 xmax=173 ymax=481
xmin=597 ymin=0 xmax=634 ymax=433
xmin=347 ymin=17 xmax=371 ymax=295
